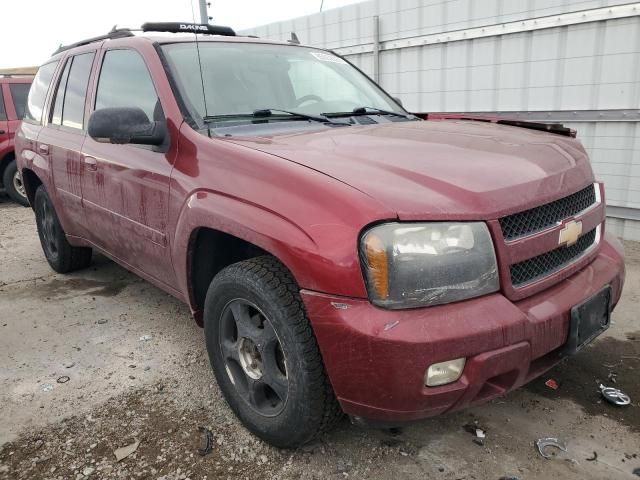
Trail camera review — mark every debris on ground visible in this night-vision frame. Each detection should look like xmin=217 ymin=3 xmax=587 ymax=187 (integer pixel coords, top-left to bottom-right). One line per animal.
xmin=463 ymin=423 xmax=486 ymax=438
xmin=56 ymin=376 xmax=70 ymax=384
xmin=632 ymin=467 xmax=640 ymax=477
xmin=545 ymin=379 xmax=559 ymax=390
xmin=463 ymin=423 xmax=487 ymax=446
xmin=535 ymin=437 xmax=567 ymax=459
xmin=586 ymin=451 xmax=598 ymax=462
xmin=97 ymin=318 xmax=108 ymax=325
xmin=607 ymin=371 xmax=617 ymax=384
xmin=41 ymin=384 xmax=53 ymax=392
xmin=139 ymin=334 xmax=152 ymax=342
xmin=113 ymin=439 xmax=140 ymax=462
xmin=599 ymin=384 xmax=631 ymax=406
xmin=336 ymin=458 xmax=353 ymax=473
xmin=197 ymin=427 xmax=214 ymax=456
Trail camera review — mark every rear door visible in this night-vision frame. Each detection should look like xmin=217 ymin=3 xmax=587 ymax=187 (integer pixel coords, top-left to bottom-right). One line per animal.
xmin=38 ymin=49 xmax=96 ymax=235
xmin=81 ymin=47 xmax=176 ymax=287
xmin=18 ymin=60 xmax=60 ymax=195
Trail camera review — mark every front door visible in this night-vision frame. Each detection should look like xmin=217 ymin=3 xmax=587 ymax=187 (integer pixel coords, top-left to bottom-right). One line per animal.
xmin=81 ymin=48 xmax=176 ymax=287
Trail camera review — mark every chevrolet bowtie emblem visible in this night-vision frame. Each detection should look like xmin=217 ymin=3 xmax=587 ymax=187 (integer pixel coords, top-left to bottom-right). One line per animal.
xmin=559 ymin=220 xmax=583 ymax=247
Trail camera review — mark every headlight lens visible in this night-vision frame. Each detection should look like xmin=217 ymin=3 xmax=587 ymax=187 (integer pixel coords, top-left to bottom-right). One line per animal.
xmin=360 ymin=222 xmax=499 ymax=309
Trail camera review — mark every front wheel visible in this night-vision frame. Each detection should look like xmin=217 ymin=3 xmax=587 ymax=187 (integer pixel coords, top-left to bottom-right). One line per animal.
xmin=34 ymin=186 xmax=92 ymax=273
xmin=204 ymin=256 xmax=342 ymax=448
xmin=3 ymin=159 xmax=29 ymax=206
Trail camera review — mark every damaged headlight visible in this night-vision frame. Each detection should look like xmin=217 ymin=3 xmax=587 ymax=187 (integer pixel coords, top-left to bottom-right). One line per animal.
xmin=360 ymin=222 xmax=499 ymax=309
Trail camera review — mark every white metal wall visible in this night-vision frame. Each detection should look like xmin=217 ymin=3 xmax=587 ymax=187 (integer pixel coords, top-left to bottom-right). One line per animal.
xmin=243 ymin=0 xmax=640 ymax=240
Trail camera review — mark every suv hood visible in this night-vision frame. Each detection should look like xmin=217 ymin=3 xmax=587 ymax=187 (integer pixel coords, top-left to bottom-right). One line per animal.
xmin=226 ymin=120 xmax=594 ymax=220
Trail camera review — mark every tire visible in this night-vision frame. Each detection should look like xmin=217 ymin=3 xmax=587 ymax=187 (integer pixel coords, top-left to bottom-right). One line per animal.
xmin=3 ymin=159 xmax=29 ymax=206
xmin=203 ymin=256 xmax=342 ymax=448
xmin=33 ymin=185 xmax=92 ymax=273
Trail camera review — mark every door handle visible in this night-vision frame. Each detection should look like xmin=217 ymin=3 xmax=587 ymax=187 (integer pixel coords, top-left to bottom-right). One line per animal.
xmin=38 ymin=144 xmax=49 ymax=154
xmin=83 ymin=155 xmax=98 ymax=171
xmin=0 ymin=130 xmax=5 ymax=135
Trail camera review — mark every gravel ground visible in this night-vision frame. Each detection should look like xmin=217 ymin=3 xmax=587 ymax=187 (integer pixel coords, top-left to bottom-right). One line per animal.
xmin=0 ymin=194 xmax=639 ymax=480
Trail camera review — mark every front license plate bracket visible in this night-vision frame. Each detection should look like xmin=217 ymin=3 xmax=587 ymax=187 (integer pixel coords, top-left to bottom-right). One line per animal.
xmin=564 ymin=286 xmax=611 ymax=355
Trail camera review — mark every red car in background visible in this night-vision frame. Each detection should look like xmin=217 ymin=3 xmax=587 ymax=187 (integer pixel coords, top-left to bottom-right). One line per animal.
xmin=1 ymin=75 xmax=32 ymax=205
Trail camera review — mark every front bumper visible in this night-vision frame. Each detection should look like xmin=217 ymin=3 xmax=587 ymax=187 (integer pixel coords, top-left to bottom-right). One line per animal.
xmin=301 ymin=233 xmax=625 ymax=423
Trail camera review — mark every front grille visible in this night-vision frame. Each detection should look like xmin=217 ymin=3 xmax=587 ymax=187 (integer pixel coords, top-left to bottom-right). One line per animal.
xmin=500 ymin=185 xmax=596 ymax=240
xmin=510 ymin=228 xmax=597 ymax=287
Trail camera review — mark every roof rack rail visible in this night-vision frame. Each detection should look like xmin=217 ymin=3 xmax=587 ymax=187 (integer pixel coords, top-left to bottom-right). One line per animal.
xmin=53 ymin=27 xmax=134 ymax=55
xmin=141 ymin=22 xmax=235 ymax=36
xmin=50 ymin=22 xmax=236 ymax=57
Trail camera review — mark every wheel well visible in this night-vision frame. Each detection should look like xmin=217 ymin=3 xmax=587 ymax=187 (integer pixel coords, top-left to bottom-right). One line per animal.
xmin=189 ymin=228 xmax=269 ymax=314
xmin=21 ymin=168 xmax=42 ymax=207
xmin=0 ymin=151 xmax=15 ymax=186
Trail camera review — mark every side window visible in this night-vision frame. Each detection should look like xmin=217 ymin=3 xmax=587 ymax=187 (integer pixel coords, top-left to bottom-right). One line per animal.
xmin=9 ymin=83 xmax=31 ymax=120
xmin=24 ymin=61 xmax=59 ymax=124
xmin=0 ymin=90 xmax=6 ymax=121
xmin=51 ymin=60 xmax=71 ymax=126
xmin=50 ymin=53 xmax=94 ymax=129
xmin=95 ymin=50 xmax=159 ymax=121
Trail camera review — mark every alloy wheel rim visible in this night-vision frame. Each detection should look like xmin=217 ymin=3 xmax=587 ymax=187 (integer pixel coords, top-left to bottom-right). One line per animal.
xmin=13 ymin=170 xmax=27 ymax=199
xmin=219 ymin=299 xmax=288 ymax=417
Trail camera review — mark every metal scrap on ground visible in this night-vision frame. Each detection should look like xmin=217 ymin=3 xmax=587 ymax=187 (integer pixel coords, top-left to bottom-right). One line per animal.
xmin=113 ymin=439 xmax=140 ymax=462
xmin=535 ymin=437 xmax=567 ymax=459
xmin=197 ymin=427 xmax=214 ymax=456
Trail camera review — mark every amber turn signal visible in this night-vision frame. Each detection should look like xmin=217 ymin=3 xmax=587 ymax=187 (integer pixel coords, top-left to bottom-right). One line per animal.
xmin=364 ymin=233 xmax=389 ymax=300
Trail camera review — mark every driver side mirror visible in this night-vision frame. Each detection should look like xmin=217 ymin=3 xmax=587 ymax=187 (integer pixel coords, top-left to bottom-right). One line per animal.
xmin=88 ymin=107 xmax=167 ymax=147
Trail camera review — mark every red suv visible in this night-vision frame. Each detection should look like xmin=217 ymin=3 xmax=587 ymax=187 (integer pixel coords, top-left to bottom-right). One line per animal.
xmin=16 ymin=23 xmax=625 ymax=448
xmin=1 ymin=75 xmax=32 ymax=205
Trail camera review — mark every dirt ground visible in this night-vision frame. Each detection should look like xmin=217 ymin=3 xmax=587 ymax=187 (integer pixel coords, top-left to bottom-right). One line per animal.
xmin=0 ymin=193 xmax=639 ymax=480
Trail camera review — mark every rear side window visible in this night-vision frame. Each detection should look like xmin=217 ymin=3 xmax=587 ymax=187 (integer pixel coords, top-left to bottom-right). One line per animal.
xmin=95 ymin=49 xmax=159 ymax=121
xmin=9 ymin=83 xmax=31 ymax=119
xmin=50 ymin=53 xmax=95 ymax=130
xmin=25 ymin=61 xmax=59 ymax=124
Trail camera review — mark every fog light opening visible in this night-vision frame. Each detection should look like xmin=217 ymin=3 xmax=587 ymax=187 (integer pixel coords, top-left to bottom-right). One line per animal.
xmin=425 ymin=358 xmax=466 ymax=387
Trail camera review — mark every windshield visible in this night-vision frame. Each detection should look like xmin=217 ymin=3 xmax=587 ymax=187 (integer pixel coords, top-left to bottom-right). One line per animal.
xmin=160 ymin=42 xmax=405 ymax=125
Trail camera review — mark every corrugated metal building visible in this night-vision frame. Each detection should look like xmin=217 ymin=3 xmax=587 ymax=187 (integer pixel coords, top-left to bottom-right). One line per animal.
xmin=243 ymin=0 xmax=640 ymax=240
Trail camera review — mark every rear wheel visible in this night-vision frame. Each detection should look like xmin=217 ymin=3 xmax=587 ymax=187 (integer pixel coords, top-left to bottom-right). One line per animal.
xmin=34 ymin=186 xmax=92 ymax=273
xmin=204 ymin=256 xmax=342 ymax=448
xmin=3 ymin=159 xmax=29 ymax=206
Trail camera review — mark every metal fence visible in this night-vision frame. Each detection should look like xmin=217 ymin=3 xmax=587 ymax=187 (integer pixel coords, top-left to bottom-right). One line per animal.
xmin=243 ymin=0 xmax=640 ymax=240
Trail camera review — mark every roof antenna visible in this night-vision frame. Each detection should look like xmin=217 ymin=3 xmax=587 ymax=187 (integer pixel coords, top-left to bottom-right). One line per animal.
xmin=320 ymin=0 xmax=324 ymax=12
xmin=288 ymin=32 xmax=300 ymax=44
xmin=189 ymin=0 xmax=210 ymax=129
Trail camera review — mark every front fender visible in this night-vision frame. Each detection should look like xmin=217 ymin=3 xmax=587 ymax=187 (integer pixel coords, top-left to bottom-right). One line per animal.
xmin=173 ymin=187 xmax=358 ymax=307
xmin=170 ymin=124 xmax=398 ymax=312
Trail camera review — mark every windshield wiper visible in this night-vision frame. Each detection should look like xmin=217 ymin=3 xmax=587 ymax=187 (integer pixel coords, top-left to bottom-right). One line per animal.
xmin=203 ymin=109 xmax=349 ymax=126
xmin=325 ymin=107 xmax=416 ymax=119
